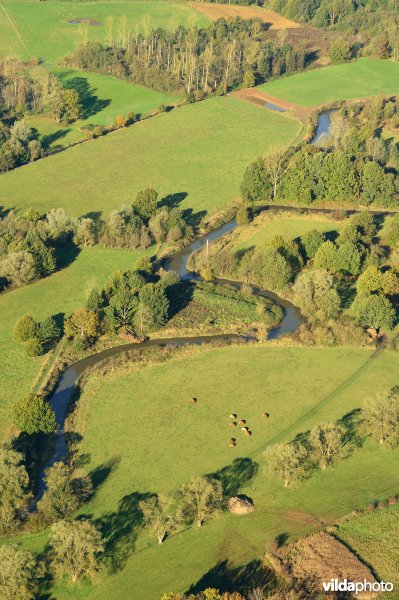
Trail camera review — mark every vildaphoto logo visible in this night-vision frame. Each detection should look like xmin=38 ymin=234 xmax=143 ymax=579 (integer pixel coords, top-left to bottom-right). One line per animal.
xmin=322 ymin=579 xmax=395 ymax=595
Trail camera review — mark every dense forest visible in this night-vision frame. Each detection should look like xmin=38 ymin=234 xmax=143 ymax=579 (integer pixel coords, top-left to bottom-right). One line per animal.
xmin=66 ymin=19 xmax=307 ymax=96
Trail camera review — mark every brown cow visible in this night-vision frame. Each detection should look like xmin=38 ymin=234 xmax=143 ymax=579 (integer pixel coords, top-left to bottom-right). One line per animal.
xmin=230 ymin=421 xmax=237 ymax=427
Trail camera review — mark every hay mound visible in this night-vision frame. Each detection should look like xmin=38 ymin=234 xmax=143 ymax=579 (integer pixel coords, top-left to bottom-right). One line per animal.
xmin=227 ymin=496 xmax=255 ymax=515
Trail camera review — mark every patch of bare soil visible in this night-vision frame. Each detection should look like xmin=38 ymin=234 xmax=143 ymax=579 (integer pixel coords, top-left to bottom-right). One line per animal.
xmin=68 ymin=18 xmax=102 ymax=26
xmin=191 ymin=2 xmax=300 ymax=29
xmin=231 ymin=87 xmax=308 ymax=119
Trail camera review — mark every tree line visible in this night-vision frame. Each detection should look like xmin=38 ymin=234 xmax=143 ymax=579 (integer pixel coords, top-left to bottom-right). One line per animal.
xmin=242 ymin=98 xmax=399 ymax=208
xmin=66 ymin=18 xmax=307 ymax=97
xmin=0 ymin=190 xmax=192 ymax=293
xmin=265 ymin=386 xmax=399 ymax=487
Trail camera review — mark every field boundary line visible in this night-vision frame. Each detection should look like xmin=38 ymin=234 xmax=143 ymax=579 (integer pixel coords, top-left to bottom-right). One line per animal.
xmin=248 ymin=346 xmax=384 ymax=458
xmin=0 ymin=0 xmax=31 ymax=58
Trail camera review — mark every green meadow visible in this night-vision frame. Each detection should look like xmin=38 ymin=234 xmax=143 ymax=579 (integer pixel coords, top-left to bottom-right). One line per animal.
xmin=227 ymin=212 xmax=343 ymax=253
xmin=0 ymin=97 xmax=300 ymax=218
xmin=260 ymin=58 xmax=399 ymax=107
xmin=28 ymin=68 xmax=179 ymax=150
xmin=0 ymin=0 xmax=209 ymax=62
xmin=0 ymin=245 xmax=151 ymax=438
xmin=337 ymin=506 xmax=399 ymax=599
xmin=33 ymin=344 xmax=399 ymax=598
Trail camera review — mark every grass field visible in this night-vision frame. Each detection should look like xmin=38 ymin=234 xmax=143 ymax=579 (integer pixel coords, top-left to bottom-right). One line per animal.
xmin=21 ymin=344 xmax=398 ymax=599
xmin=207 ymin=212 xmax=343 ymax=258
xmin=0 ymin=0 xmax=209 ymax=62
xmin=259 ymin=58 xmax=399 ymax=107
xmin=28 ymin=68 xmax=179 ymax=150
xmin=0 ymin=245 xmax=151 ymax=438
xmin=337 ymin=506 xmax=399 ymax=598
xmin=0 ymin=96 xmax=300 ymax=218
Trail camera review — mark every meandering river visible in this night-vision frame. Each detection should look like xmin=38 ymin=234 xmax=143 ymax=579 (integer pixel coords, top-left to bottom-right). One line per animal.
xmin=36 ymin=217 xmax=304 ymax=499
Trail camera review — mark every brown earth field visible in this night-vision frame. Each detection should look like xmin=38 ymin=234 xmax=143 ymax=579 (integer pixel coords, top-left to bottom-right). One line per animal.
xmin=231 ymin=87 xmax=308 ymax=118
xmin=190 ymin=2 xmax=300 ymax=28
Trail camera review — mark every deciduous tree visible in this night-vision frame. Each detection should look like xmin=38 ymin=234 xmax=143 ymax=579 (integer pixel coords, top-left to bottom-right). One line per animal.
xmin=264 ymin=442 xmax=307 ymax=487
xmin=179 ymin=476 xmax=223 ymax=527
xmin=50 ymin=519 xmax=104 ymax=583
xmin=139 ymin=494 xmax=175 ymax=543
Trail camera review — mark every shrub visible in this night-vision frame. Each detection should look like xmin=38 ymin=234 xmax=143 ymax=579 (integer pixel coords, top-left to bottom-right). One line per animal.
xmin=25 ymin=337 xmax=44 ymax=357
xmin=114 ymin=115 xmax=127 ymax=129
xmin=13 ymin=315 xmax=37 ymax=343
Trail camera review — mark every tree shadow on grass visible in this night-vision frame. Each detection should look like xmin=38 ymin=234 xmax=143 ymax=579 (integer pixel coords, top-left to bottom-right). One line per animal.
xmin=159 ymin=191 xmax=188 ymax=209
xmin=338 ymin=407 xmax=364 ymax=449
xmin=208 ymin=457 xmax=259 ymax=498
xmin=62 ymin=76 xmax=111 ymax=120
xmin=54 ymin=242 xmax=81 ymax=270
xmin=89 ymin=456 xmax=121 ymax=492
xmin=186 ymin=558 xmax=277 ymax=596
xmin=40 ymin=128 xmax=71 ymax=151
xmin=93 ymin=491 xmax=152 ymax=573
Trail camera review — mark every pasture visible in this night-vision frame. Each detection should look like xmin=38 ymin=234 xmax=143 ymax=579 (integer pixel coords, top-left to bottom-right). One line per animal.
xmin=0 ymin=245 xmax=151 ymax=438
xmin=38 ymin=344 xmax=399 ymax=599
xmin=212 ymin=211 xmax=343 ymax=255
xmin=0 ymin=96 xmax=300 ymax=218
xmin=337 ymin=506 xmax=399 ymax=599
xmin=0 ymin=0 xmax=209 ymax=62
xmin=259 ymin=58 xmax=399 ymax=107
xmin=29 ymin=68 xmax=179 ymax=150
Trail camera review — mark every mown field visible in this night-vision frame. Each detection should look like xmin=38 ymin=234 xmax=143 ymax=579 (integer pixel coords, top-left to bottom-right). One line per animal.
xmin=0 ymin=0 xmax=209 ymax=62
xmin=0 ymin=96 xmax=300 ymax=218
xmin=0 ymin=245 xmax=151 ymax=438
xmin=16 ymin=344 xmax=399 ymax=599
xmin=259 ymin=58 xmax=399 ymax=107
xmin=337 ymin=506 xmax=399 ymax=599
xmin=28 ymin=68 xmax=179 ymax=150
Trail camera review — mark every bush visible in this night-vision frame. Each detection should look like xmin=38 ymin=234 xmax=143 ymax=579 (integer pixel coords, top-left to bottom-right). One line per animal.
xmin=13 ymin=315 xmax=37 ymax=343
xmin=236 ymin=205 xmax=253 ymax=226
xmin=25 ymin=337 xmax=44 ymax=357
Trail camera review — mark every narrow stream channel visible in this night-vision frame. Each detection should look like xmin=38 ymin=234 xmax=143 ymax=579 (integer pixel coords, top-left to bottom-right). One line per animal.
xmin=37 ymin=217 xmax=304 ymax=499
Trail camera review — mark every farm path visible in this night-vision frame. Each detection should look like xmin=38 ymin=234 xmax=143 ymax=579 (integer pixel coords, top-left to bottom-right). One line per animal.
xmin=0 ymin=0 xmax=31 ymax=57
